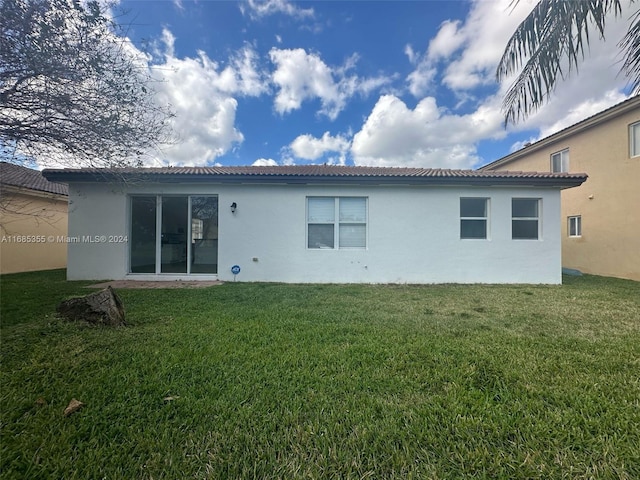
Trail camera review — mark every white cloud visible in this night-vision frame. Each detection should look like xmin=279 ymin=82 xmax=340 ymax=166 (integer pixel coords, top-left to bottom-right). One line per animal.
xmin=398 ymin=0 xmax=633 ymax=168
xmin=427 ymin=20 xmax=465 ymax=60
xmin=404 ymin=44 xmax=418 ymax=65
xmin=289 ymin=132 xmax=350 ymax=164
xmin=406 ymin=1 xmax=532 ymax=95
xmin=509 ymin=137 xmax=538 ymax=154
xmin=252 ymin=158 xmax=279 ymax=166
xmin=240 ymin=0 xmax=314 ymax=20
xmin=147 ymin=29 xmax=268 ymax=166
xmin=269 ymin=48 xmax=392 ymax=120
xmin=442 ymin=0 xmax=534 ymax=91
xmin=407 ymin=62 xmax=437 ymax=98
xmin=413 ymin=0 xmax=634 ymax=97
xmin=353 ymin=85 xmax=630 ymax=169
xmin=351 ymin=94 xmax=506 ymax=169
xmin=269 ymin=48 xmax=336 ymax=116
xmin=133 ymin=0 xmax=632 ymax=171
xmin=218 ymin=47 xmax=269 ymax=97
xmin=160 ymin=28 xmax=176 ymax=59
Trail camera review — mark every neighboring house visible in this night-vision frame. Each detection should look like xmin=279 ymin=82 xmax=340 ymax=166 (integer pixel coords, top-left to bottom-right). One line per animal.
xmin=482 ymin=96 xmax=640 ymax=281
xmin=0 ymin=162 xmax=69 ymax=274
xmin=42 ymin=166 xmax=585 ymax=284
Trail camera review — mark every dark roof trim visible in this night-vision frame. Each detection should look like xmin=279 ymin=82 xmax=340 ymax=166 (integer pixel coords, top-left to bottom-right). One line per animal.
xmin=481 ymin=95 xmax=640 ymax=170
xmin=41 ymin=166 xmax=587 ymax=189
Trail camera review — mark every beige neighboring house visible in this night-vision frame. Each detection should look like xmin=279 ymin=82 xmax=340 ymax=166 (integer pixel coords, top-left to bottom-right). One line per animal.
xmin=0 ymin=162 xmax=69 ymax=274
xmin=482 ymin=96 xmax=640 ymax=281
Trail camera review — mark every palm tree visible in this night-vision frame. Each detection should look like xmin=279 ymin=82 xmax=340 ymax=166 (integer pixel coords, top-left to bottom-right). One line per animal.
xmin=497 ymin=0 xmax=639 ymax=125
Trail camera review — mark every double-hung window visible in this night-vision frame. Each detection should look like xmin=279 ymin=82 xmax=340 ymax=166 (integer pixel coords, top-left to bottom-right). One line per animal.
xmin=631 ymin=122 xmax=640 ymax=158
xmin=512 ymin=198 xmax=540 ymax=240
xmin=568 ymin=215 xmax=582 ymax=237
xmin=460 ymin=198 xmax=489 ymax=239
xmin=551 ymin=148 xmax=569 ymax=173
xmin=307 ymin=197 xmax=367 ymax=249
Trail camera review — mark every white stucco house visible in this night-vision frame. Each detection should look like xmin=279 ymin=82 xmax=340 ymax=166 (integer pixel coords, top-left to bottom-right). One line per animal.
xmin=42 ymin=165 xmax=587 ymax=284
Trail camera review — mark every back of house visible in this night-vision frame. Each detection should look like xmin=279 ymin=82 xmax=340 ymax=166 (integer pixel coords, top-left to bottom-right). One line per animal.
xmin=43 ymin=165 xmax=585 ymax=284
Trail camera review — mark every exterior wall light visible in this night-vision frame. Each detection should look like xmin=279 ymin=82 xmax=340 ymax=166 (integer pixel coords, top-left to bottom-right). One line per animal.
xmin=230 ymin=202 xmax=237 ymax=213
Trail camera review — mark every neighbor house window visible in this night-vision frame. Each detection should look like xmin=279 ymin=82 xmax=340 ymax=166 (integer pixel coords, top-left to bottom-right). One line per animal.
xmin=460 ymin=198 xmax=489 ymax=239
xmin=512 ymin=198 xmax=540 ymax=240
xmin=568 ymin=215 xmax=582 ymax=237
xmin=307 ymin=197 xmax=367 ymax=249
xmin=631 ymin=122 xmax=640 ymax=157
xmin=551 ymin=148 xmax=569 ymax=172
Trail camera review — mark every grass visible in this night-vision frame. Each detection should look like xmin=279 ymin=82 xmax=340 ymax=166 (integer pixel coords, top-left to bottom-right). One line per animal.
xmin=1 ymin=270 xmax=639 ymax=479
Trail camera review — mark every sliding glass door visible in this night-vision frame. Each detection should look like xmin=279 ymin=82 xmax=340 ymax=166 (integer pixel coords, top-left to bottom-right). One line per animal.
xmin=130 ymin=196 xmax=157 ymax=273
xmin=191 ymin=197 xmax=218 ymax=274
xmin=161 ymin=197 xmax=188 ymax=273
xmin=130 ymin=195 xmax=218 ymax=275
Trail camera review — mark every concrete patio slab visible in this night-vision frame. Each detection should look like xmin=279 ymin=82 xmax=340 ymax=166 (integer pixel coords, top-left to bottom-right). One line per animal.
xmin=87 ymin=280 xmax=223 ymax=289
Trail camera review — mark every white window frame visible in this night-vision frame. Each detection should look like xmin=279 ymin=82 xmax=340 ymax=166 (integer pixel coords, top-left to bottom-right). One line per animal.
xmin=551 ymin=148 xmax=569 ymax=173
xmin=512 ymin=198 xmax=541 ymax=240
xmin=460 ymin=197 xmax=490 ymax=240
xmin=568 ymin=215 xmax=582 ymax=238
xmin=630 ymin=122 xmax=640 ymax=158
xmin=306 ymin=197 xmax=367 ymax=250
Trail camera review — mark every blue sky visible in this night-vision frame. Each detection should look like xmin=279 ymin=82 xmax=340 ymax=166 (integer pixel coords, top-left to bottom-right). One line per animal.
xmin=117 ymin=0 xmax=634 ymax=169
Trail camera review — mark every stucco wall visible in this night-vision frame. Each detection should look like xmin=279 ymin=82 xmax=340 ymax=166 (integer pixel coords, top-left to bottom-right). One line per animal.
xmin=65 ymin=182 xmax=563 ymax=284
xmin=485 ymin=105 xmax=640 ymax=281
xmin=0 ymin=190 xmax=68 ymax=274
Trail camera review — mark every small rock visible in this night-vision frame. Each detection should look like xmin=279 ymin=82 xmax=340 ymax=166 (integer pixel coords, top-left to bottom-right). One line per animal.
xmin=64 ymin=398 xmax=84 ymax=417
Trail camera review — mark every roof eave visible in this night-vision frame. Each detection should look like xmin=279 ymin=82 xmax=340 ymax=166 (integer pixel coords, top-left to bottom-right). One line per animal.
xmin=41 ymin=170 xmax=587 ymax=189
xmin=0 ymin=183 xmax=69 ymax=200
xmin=481 ymin=96 xmax=640 ymax=170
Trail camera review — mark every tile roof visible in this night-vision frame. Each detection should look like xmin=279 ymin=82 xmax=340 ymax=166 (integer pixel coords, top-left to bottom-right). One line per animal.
xmin=0 ymin=162 xmax=68 ymax=196
xmin=41 ymin=165 xmax=587 ymax=188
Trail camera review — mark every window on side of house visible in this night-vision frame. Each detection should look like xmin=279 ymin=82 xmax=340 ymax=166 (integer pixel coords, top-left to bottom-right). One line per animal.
xmin=307 ymin=197 xmax=367 ymax=249
xmin=551 ymin=148 xmax=569 ymax=173
xmin=568 ymin=215 xmax=582 ymax=237
xmin=512 ymin=198 xmax=540 ymax=240
xmin=460 ymin=198 xmax=489 ymax=239
xmin=631 ymin=122 xmax=640 ymax=158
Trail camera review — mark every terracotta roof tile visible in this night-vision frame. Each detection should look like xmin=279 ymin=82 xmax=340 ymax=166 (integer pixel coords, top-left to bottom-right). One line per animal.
xmin=41 ymin=165 xmax=587 ymax=188
xmin=41 ymin=164 xmax=583 ymax=178
xmin=0 ymin=162 xmax=68 ymax=196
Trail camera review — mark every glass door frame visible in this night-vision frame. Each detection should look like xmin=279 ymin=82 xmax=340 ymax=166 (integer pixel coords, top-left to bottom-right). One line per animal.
xmin=129 ymin=194 xmax=218 ymax=276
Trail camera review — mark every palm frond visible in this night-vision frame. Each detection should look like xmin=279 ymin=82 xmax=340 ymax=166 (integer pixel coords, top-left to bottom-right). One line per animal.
xmin=620 ymin=8 xmax=640 ymax=94
xmin=498 ymin=0 xmax=625 ymax=126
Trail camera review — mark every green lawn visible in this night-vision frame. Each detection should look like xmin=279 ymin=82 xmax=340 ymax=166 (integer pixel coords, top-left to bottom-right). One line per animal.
xmin=1 ymin=270 xmax=639 ymax=479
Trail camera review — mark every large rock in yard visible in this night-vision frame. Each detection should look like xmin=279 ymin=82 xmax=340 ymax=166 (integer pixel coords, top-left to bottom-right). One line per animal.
xmin=57 ymin=286 xmax=126 ymax=326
